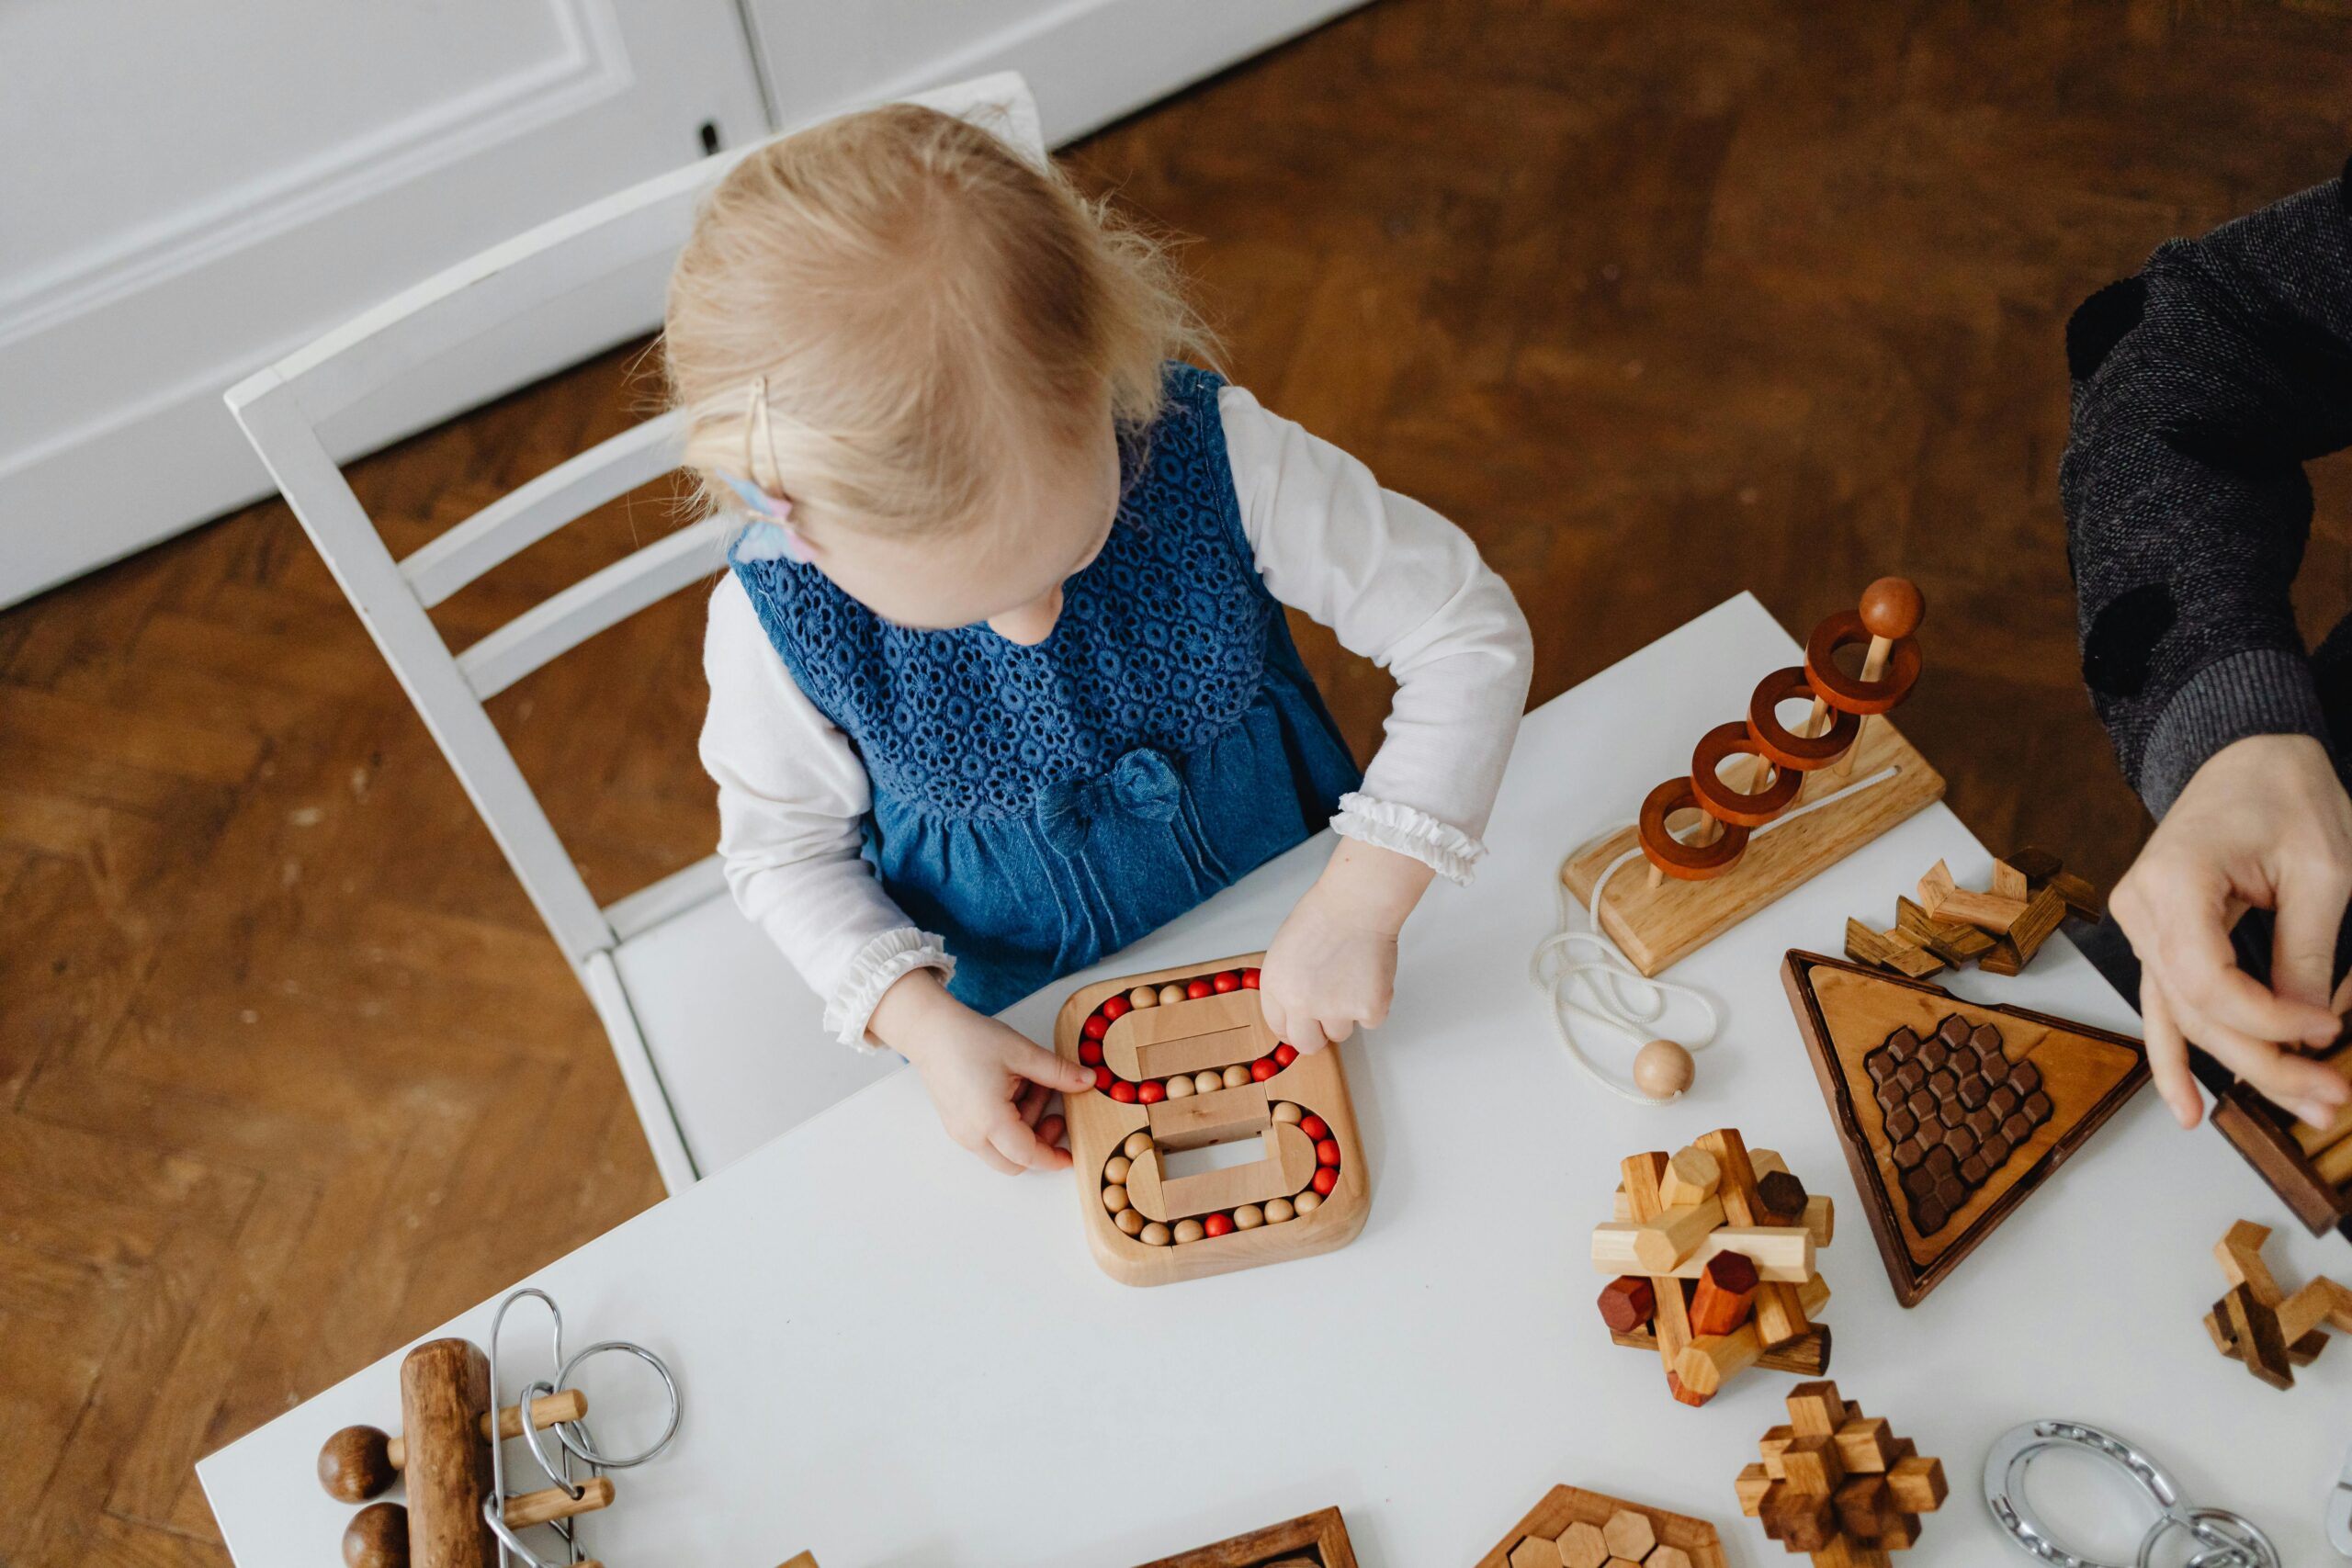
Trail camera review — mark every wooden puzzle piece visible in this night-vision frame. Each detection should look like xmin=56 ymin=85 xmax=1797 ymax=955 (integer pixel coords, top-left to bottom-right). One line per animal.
xmin=1474 ymin=1485 xmax=1727 ymax=1568
xmin=1781 ymin=952 xmax=2147 ymax=1307
xmin=1737 ymin=1382 xmax=1942 ymax=1563
xmin=1129 ymin=1506 xmax=1358 ymax=1568
xmin=1848 ymin=851 xmax=2098 ymax=984
xmin=2204 ymin=1220 xmax=2352 ymax=1389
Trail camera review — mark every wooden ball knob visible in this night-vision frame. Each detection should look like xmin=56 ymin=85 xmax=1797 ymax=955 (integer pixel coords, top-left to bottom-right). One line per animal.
xmin=1633 ymin=1038 xmax=1695 ymax=1100
xmin=1859 ymin=576 xmax=1924 ymax=639
xmin=342 ymin=1501 xmax=409 ymax=1568
xmin=317 ymin=1425 xmax=396 ymax=1502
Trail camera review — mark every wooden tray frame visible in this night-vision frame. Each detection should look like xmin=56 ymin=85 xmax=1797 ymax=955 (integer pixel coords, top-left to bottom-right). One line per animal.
xmin=1563 ymin=716 xmax=1945 ymax=976
xmin=1473 ymin=1484 xmax=1726 ymax=1568
xmin=1132 ymin=1506 xmax=1359 ymax=1568
xmin=1781 ymin=950 xmax=2148 ymax=1306
xmin=1055 ymin=953 xmax=1369 ymax=1287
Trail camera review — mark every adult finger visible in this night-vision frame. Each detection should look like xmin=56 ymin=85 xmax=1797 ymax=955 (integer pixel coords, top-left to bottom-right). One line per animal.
xmin=2176 ymin=993 xmax=2350 ymax=1127
xmin=2141 ymin=971 xmax=2199 ymax=1129
xmin=2148 ymin=881 xmax=2336 ymax=1044
xmin=2270 ymin=860 xmax=2352 ymax=1024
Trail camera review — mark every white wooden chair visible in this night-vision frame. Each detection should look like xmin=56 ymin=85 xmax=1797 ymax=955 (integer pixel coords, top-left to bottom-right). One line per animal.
xmin=224 ymin=73 xmax=1046 ymax=1194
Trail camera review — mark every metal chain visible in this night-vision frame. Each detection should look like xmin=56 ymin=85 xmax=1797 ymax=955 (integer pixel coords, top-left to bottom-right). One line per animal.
xmin=1984 ymin=1420 xmax=2279 ymax=1568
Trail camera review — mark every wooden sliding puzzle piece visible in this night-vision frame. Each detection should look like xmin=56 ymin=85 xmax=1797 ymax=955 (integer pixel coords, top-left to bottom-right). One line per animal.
xmin=1736 ymin=1382 xmax=1943 ymax=1562
xmin=1474 ymin=1484 xmax=1727 ymax=1568
xmin=2205 ymin=1220 xmax=2352 ymax=1389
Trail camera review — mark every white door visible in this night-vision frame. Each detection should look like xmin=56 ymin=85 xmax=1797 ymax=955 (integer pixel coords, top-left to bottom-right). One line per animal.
xmin=0 ymin=0 xmax=766 ymax=607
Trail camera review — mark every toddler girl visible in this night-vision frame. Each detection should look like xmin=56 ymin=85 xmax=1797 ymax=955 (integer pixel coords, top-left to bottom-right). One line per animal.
xmin=666 ymin=104 xmax=1531 ymax=1174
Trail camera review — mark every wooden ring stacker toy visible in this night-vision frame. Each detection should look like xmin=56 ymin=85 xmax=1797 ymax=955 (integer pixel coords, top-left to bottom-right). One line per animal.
xmin=1690 ymin=721 xmax=1804 ymax=827
xmin=1057 ymin=953 xmax=1368 ymax=1284
xmin=1745 ymin=668 xmax=1858 ymax=772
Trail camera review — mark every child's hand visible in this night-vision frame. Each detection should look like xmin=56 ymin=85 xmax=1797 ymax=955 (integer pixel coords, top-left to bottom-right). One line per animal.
xmin=868 ymin=970 xmax=1094 ymax=1174
xmin=1259 ymin=839 xmax=1435 ymax=1054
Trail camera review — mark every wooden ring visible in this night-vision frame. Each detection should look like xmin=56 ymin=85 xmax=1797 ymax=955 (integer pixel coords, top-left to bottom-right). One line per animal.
xmin=1636 ymin=776 xmax=1748 ymax=880
xmin=1804 ymin=609 xmax=1919 ymax=714
xmin=1747 ymin=666 xmax=1860 ymax=771
xmin=1688 ymin=721 xmax=1802 ymax=826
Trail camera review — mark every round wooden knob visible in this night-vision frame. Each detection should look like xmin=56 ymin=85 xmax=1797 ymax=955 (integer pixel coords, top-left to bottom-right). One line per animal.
xmin=317 ymin=1425 xmax=396 ymax=1503
xmin=1859 ymin=576 xmax=1924 ymax=639
xmin=342 ymin=1501 xmax=409 ymax=1568
xmin=1634 ymin=1038 xmax=1695 ymax=1099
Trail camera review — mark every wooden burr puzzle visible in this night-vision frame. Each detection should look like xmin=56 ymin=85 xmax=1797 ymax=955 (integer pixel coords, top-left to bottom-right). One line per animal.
xmin=1781 ymin=951 xmax=2148 ymax=1307
xmin=1474 ymin=1484 xmax=1726 ymax=1568
xmin=1734 ymin=1382 xmax=1946 ymax=1563
xmin=1131 ymin=1506 xmax=1360 ymax=1567
xmin=1563 ymin=579 xmax=1946 ymax=977
xmin=2205 ymin=1219 xmax=2352 ymax=1389
xmin=2200 ymin=1028 xmax=2352 ymax=1239
xmin=1591 ymin=1127 xmax=1837 ymax=1406
xmin=1056 ymin=953 xmax=1368 ymax=1285
xmin=1842 ymin=847 xmax=2101 ymax=980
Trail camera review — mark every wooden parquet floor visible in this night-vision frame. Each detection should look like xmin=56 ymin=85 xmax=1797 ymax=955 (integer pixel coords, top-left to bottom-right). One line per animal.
xmin=6 ymin=2 xmax=2352 ymax=1560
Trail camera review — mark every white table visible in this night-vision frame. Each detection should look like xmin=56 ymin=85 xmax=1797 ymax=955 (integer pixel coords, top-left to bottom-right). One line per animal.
xmin=200 ymin=596 xmax=2347 ymax=1567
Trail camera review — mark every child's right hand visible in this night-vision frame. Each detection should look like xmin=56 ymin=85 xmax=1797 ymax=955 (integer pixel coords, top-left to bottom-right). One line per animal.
xmin=867 ymin=968 xmax=1095 ymax=1174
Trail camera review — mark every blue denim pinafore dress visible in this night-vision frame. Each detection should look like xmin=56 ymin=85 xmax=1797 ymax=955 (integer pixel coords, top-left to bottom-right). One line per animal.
xmin=729 ymin=364 xmax=1363 ymax=1015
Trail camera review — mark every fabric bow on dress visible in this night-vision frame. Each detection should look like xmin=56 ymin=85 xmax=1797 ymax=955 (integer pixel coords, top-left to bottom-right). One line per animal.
xmin=1034 ymin=747 xmax=1182 ymax=856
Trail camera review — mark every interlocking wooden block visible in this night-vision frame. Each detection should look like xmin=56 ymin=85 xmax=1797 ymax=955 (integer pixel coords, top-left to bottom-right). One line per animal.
xmin=1737 ymin=1382 xmax=1942 ymax=1563
xmin=2204 ymin=1220 xmax=2352 ymax=1389
xmin=1475 ymin=1486 xmax=1725 ymax=1568
xmin=1848 ymin=852 xmax=2101 ymax=984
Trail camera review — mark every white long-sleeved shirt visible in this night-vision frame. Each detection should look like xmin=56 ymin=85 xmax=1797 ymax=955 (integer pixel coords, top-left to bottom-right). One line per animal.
xmin=699 ymin=383 xmax=1533 ymax=1045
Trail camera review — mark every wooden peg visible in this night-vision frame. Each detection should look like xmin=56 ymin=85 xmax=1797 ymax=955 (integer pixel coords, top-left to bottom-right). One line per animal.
xmin=1633 ymin=1196 xmax=1725 ymax=1271
xmin=1690 ymin=1249 xmax=1759 ymax=1336
xmin=398 ymin=1338 xmax=498 ymax=1568
xmin=1660 ymin=1145 xmax=1722 ymax=1205
xmin=1621 ymin=1151 xmax=1693 ymax=1373
xmin=384 ymin=1388 xmax=586 ymax=1471
xmin=503 ymin=1475 xmax=614 ymax=1530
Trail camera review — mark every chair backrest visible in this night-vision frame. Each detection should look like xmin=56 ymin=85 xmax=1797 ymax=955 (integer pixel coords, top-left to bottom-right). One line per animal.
xmin=225 ymin=73 xmax=1045 ymax=970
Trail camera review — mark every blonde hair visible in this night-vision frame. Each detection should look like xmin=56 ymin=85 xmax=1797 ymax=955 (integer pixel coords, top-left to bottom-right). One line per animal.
xmin=662 ymin=103 xmax=1216 ymax=539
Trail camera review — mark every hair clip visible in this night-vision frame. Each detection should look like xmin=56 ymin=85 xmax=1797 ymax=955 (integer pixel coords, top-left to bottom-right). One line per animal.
xmin=724 ymin=375 xmax=815 ymax=564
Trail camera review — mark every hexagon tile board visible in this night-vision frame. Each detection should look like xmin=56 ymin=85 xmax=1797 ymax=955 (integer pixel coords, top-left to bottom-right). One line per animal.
xmin=1475 ymin=1485 xmax=1727 ymax=1568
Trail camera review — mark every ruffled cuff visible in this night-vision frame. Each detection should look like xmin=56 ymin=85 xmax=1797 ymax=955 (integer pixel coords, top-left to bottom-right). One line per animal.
xmin=822 ymin=928 xmax=956 ymax=1050
xmin=1329 ymin=792 xmax=1487 ymax=886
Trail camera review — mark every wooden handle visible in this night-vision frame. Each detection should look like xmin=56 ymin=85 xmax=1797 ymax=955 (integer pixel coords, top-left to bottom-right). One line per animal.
xmin=399 ymin=1338 xmax=498 ymax=1568
xmin=503 ymin=1474 xmax=615 ymax=1529
xmin=385 ymin=1388 xmax=586 ymax=1470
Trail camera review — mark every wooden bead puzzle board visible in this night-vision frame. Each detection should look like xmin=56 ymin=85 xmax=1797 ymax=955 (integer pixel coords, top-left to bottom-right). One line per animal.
xmin=1473 ymin=1484 xmax=1726 ymax=1568
xmin=1055 ymin=953 xmax=1368 ymax=1286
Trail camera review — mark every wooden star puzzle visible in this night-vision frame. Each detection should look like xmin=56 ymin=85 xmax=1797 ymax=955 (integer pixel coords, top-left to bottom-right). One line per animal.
xmin=1781 ymin=951 xmax=2146 ymax=1306
xmin=2207 ymin=1220 xmax=2352 ymax=1389
xmin=1735 ymin=1382 xmax=1945 ymax=1563
xmin=1133 ymin=1506 xmax=1358 ymax=1567
xmin=1474 ymin=1485 xmax=1725 ymax=1568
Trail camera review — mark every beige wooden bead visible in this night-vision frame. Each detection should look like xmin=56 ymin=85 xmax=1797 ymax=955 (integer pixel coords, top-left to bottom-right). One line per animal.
xmin=1272 ymin=1101 xmax=1305 ymax=1125
xmin=1140 ymin=1222 xmax=1171 ymax=1247
xmin=1123 ymin=1131 xmax=1154 ymax=1159
xmin=1172 ymin=1218 xmax=1205 ymax=1245
xmin=1193 ymin=1070 xmax=1222 ymax=1095
xmin=1633 ymin=1037 xmax=1695 ymax=1099
xmin=1164 ymin=1074 xmax=1194 ymax=1099
xmin=1102 ymin=1184 xmax=1130 ymax=1215
xmin=1159 ymin=984 xmax=1186 ymax=1005
xmin=1295 ymin=1190 xmax=1322 ymax=1216
xmin=1263 ymin=1197 xmax=1295 ymax=1224
xmin=1222 ymin=1064 xmax=1251 ymax=1089
xmin=1127 ymin=986 xmax=1159 ymax=1010
xmin=1115 ymin=1207 xmax=1145 ymax=1236
xmin=1103 ymin=1155 xmax=1131 ymax=1184
xmin=1234 ymin=1204 xmax=1265 ymax=1230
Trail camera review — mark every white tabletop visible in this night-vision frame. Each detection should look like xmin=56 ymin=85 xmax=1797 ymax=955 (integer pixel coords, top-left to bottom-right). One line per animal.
xmin=199 ymin=594 xmax=2347 ymax=1568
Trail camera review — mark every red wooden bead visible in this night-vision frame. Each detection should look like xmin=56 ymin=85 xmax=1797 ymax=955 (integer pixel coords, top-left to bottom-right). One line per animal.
xmin=1299 ymin=1113 xmax=1329 ymax=1140
xmin=1315 ymin=1137 xmax=1340 ymax=1167
xmin=1080 ymin=1040 xmax=1102 ymax=1066
xmin=1241 ymin=967 xmax=1261 ymax=988
xmin=1311 ymin=1166 xmax=1339 ymax=1196
xmin=1101 ymin=994 xmax=1131 ymax=1021
xmin=1214 ymin=971 xmax=1241 ymax=993
xmin=1185 ymin=978 xmax=1213 ymax=999
xmin=1202 ymin=1213 xmax=1234 ymax=1238
xmin=1250 ymin=1057 xmax=1278 ymax=1082
xmin=1137 ymin=1079 xmax=1165 ymax=1104
xmin=1082 ymin=1014 xmax=1110 ymax=1041
xmin=1109 ymin=1079 xmax=1136 ymax=1103
xmin=1273 ymin=1043 xmax=1298 ymax=1066
xmin=1093 ymin=1065 xmax=1113 ymax=1090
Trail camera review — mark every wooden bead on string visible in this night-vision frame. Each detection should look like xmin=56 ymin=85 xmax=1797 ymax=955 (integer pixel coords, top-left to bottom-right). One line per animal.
xmin=1634 ymin=1039 xmax=1695 ymax=1100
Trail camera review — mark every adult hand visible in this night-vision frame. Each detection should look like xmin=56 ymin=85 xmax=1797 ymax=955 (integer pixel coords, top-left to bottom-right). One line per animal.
xmin=2111 ymin=733 xmax=2352 ymax=1128
xmin=1259 ymin=838 xmax=1434 ymax=1055
xmin=868 ymin=968 xmax=1091 ymax=1173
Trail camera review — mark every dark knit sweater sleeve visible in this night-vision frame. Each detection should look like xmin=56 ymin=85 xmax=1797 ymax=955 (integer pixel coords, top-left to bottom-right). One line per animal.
xmin=2059 ymin=165 xmax=2352 ymax=817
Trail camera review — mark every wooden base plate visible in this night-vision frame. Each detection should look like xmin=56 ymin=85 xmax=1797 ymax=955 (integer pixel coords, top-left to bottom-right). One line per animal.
xmin=1132 ymin=1506 xmax=1359 ymax=1568
xmin=1781 ymin=951 xmax=2147 ymax=1306
xmin=1563 ymin=716 xmax=1945 ymax=976
xmin=1056 ymin=953 xmax=1369 ymax=1287
xmin=1474 ymin=1484 xmax=1727 ymax=1568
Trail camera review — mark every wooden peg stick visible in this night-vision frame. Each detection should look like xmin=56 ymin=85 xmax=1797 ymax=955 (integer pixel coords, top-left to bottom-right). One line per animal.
xmin=1824 ymin=577 xmax=1922 ymax=784
xmin=503 ymin=1475 xmax=615 ymax=1530
xmin=398 ymin=1338 xmax=498 ymax=1568
xmin=385 ymin=1388 xmax=586 ymax=1470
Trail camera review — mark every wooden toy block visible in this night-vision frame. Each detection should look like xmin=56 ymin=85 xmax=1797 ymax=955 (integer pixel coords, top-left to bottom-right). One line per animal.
xmin=1892 ymin=897 xmax=1995 ymax=964
xmin=1474 ymin=1485 xmax=1726 ymax=1568
xmin=1595 ymin=1137 xmax=1837 ymax=1404
xmin=1989 ymin=859 xmax=2029 ymax=901
xmin=2004 ymin=885 xmax=2066 ymax=967
xmin=2204 ymin=1219 xmax=2352 ymax=1388
xmin=1131 ymin=1505 xmax=1359 ymax=1567
xmin=1058 ymin=954 xmax=1366 ymax=1286
xmin=1661 ymin=1145 xmax=1722 ymax=1205
xmin=1916 ymin=860 xmax=2028 ymax=933
xmin=1562 ymin=580 xmax=1945 ymax=977
xmin=1738 ymin=1383 xmax=1941 ymax=1563
xmin=1781 ymin=952 xmax=2148 ymax=1306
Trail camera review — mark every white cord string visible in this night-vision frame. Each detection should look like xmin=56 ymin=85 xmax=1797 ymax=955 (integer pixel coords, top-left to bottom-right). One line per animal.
xmin=1532 ymin=763 xmax=1903 ymax=1103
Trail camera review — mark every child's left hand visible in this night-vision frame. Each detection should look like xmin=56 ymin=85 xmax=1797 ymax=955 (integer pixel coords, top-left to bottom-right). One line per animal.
xmin=1259 ymin=839 xmax=1435 ymax=1054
